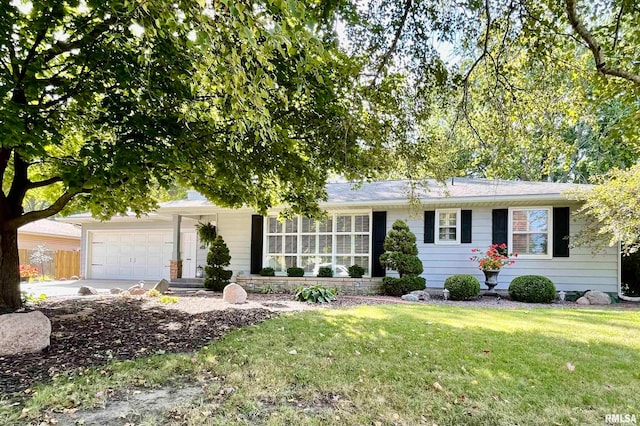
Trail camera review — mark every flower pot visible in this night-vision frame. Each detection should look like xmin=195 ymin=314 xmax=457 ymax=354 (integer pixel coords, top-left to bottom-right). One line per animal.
xmin=482 ymin=269 xmax=500 ymax=295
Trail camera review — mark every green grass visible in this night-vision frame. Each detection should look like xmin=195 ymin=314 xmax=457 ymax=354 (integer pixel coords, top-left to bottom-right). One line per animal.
xmin=2 ymin=305 xmax=640 ymax=425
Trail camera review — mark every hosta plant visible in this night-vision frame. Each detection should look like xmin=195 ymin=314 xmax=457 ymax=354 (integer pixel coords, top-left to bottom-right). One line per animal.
xmin=295 ymin=285 xmax=335 ymax=303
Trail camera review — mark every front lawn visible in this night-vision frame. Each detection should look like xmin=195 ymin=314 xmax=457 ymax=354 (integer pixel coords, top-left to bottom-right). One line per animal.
xmin=3 ymin=304 xmax=639 ymax=425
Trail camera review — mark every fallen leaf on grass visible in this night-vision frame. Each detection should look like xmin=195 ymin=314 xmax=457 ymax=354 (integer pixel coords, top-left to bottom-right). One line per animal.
xmin=288 ymin=349 xmax=297 ymax=355
xmin=483 ymin=349 xmax=490 ymax=354
xmin=566 ymin=362 xmax=575 ymax=372
xmin=432 ymin=382 xmax=443 ymax=391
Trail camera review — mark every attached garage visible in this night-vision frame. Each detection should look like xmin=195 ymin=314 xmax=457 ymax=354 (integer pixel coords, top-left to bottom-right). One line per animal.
xmin=88 ymin=230 xmax=173 ymax=280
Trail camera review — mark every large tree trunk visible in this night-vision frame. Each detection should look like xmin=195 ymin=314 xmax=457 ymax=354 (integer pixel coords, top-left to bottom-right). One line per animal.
xmin=0 ymin=227 xmax=21 ymax=310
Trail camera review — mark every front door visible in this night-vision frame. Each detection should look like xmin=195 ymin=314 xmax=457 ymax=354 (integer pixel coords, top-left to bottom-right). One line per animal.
xmin=180 ymin=231 xmax=197 ymax=278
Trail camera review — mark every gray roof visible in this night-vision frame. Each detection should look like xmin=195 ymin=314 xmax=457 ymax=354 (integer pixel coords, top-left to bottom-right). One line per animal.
xmin=159 ymin=178 xmax=590 ymax=209
xmin=19 ymin=219 xmax=81 ymax=238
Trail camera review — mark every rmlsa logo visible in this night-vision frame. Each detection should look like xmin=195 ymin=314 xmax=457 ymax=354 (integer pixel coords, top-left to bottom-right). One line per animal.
xmin=606 ymin=414 xmax=637 ymax=424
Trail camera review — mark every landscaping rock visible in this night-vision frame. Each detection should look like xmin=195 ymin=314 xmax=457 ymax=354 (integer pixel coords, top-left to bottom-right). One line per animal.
xmin=410 ymin=290 xmax=430 ymax=301
xmin=223 ymin=283 xmax=247 ymax=304
xmin=0 ymin=311 xmax=51 ymax=356
xmin=584 ymin=290 xmax=611 ymax=305
xmin=401 ymin=294 xmax=419 ymax=302
xmin=110 ymin=288 xmax=124 ymax=294
xmin=576 ymin=296 xmax=590 ymax=305
xmin=78 ymin=286 xmax=98 ymax=296
xmin=152 ymin=279 xmax=170 ymax=294
xmin=70 ymin=275 xmax=80 ymax=280
xmin=195 ymin=290 xmax=209 ymax=296
xmin=129 ymin=288 xmax=146 ymax=296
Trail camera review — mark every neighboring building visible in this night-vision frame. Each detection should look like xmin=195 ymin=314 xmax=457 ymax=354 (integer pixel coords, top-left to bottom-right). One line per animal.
xmin=62 ymin=179 xmax=620 ymax=293
xmin=18 ymin=219 xmax=81 ymax=252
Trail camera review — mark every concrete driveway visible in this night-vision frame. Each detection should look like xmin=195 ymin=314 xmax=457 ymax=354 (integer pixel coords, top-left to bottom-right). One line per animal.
xmin=20 ymin=279 xmax=152 ymax=298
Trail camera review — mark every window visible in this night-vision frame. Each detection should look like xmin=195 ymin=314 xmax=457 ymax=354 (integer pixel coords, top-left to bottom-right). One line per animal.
xmin=436 ymin=209 xmax=460 ymax=244
xmin=509 ymin=208 xmax=551 ymax=258
xmin=265 ymin=213 xmax=371 ymax=276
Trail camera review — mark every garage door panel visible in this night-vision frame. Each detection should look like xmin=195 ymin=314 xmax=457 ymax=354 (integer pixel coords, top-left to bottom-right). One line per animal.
xmin=90 ymin=230 xmax=173 ymax=280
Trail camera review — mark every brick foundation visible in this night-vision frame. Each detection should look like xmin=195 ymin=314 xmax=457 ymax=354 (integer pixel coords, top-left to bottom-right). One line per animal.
xmin=235 ymin=275 xmax=383 ymax=295
xmin=169 ymin=260 xmax=183 ymax=280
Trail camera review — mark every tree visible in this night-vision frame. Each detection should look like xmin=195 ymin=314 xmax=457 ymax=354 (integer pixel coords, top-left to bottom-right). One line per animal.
xmin=203 ymin=235 xmax=232 ymax=291
xmin=0 ymin=1 xmax=394 ymax=309
xmin=379 ymin=220 xmax=425 ymax=296
xmin=29 ymin=244 xmax=53 ymax=281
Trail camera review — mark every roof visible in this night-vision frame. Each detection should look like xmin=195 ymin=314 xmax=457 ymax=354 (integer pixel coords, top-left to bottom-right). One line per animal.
xmin=19 ymin=219 xmax=81 ymax=238
xmin=61 ymin=178 xmax=592 ymax=223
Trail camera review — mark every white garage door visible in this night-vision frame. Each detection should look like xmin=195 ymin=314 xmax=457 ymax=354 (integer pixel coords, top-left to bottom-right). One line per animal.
xmin=90 ymin=231 xmax=173 ymax=280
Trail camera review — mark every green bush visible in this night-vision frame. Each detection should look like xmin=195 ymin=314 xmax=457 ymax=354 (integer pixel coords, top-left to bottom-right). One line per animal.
xmin=317 ymin=266 xmax=333 ymax=277
xmin=259 ymin=267 xmax=275 ymax=276
xmin=204 ymin=235 xmax=233 ymax=291
xmin=381 ymin=275 xmax=426 ymax=296
xmin=348 ymin=264 xmax=365 ymax=278
xmin=295 ymin=285 xmax=335 ymax=303
xmin=508 ymin=275 xmax=557 ymax=303
xmin=286 ymin=267 xmax=305 ymax=277
xmin=444 ymin=275 xmax=481 ymax=301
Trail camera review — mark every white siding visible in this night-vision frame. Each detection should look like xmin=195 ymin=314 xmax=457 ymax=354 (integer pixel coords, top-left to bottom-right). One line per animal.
xmin=387 ymin=205 xmax=619 ymax=293
xmin=196 ymin=212 xmax=252 ymax=280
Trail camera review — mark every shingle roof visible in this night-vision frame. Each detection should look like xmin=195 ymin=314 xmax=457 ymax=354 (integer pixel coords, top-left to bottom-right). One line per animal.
xmin=19 ymin=219 xmax=81 ymax=238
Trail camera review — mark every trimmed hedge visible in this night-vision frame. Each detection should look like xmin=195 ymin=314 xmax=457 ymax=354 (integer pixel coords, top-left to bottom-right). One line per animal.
xmin=508 ymin=275 xmax=557 ymax=303
xmin=382 ymin=275 xmax=426 ymax=297
xmin=286 ymin=267 xmax=305 ymax=277
xmin=348 ymin=264 xmax=365 ymax=278
xmin=317 ymin=266 xmax=334 ymax=277
xmin=259 ymin=267 xmax=275 ymax=276
xmin=444 ymin=275 xmax=481 ymax=300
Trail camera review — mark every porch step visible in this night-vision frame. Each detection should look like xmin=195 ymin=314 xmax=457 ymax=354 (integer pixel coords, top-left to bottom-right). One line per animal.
xmin=171 ymin=278 xmax=205 ymax=289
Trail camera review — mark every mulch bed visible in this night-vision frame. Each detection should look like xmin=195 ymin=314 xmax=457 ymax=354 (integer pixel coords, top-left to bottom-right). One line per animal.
xmin=0 ymin=294 xmax=398 ymax=398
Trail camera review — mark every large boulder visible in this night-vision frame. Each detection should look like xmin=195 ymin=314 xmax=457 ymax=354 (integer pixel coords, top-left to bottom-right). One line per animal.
xmin=576 ymin=296 xmax=590 ymax=305
xmin=401 ymin=294 xmax=419 ymax=302
xmin=223 ymin=283 xmax=247 ymax=304
xmin=410 ymin=290 xmax=430 ymax=301
xmin=78 ymin=286 xmax=98 ymax=296
xmin=152 ymin=279 xmax=170 ymax=294
xmin=584 ymin=290 xmax=611 ymax=305
xmin=0 ymin=311 xmax=51 ymax=356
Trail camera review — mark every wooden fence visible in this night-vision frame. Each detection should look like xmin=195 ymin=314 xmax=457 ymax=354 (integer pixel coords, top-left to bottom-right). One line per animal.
xmin=19 ymin=249 xmax=80 ymax=280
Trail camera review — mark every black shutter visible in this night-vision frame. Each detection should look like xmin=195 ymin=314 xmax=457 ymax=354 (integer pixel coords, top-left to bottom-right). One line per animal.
xmin=461 ymin=210 xmax=472 ymax=243
xmin=492 ymin=209 xmax=508 ymax=246
xmin=424 ymin=211 xmax=435 ymax=243
xmin=250 ymin=215 xmax=264 ymax=274
xmin=372 ymin=211 xmax=387 ymax=277
xmin=553 ymin=207 xmax=571 ymax=257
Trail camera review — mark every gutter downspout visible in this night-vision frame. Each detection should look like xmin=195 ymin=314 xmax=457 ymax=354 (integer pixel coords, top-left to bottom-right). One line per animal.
xmin=618 ymin=242 xmax=640 ymax=302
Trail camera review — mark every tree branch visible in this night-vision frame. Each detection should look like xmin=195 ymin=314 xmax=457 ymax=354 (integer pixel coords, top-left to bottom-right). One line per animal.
xmin=565 ymin=0 xmax=640 ymax=85
xmin=25 ymin=176 xmax=63 ymax=190
xmin=612 ymin=4 xmax=624 ymax=51
xmin=369 ymin=0 xmax=413 ymax=88
xmin=8 ymin=188 xmax=90 ymax=228
xmin=17 ymin=25 xmax=49 ymax=84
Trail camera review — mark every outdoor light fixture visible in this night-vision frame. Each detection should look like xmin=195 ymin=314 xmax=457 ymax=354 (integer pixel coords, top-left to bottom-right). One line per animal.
xmin=559 ymin=291 xmax=566 ymax=303
xmin=442 ymin=288 xmax=450 ymax=301
xmin=195 ymin=265 xmax=204 ymax=278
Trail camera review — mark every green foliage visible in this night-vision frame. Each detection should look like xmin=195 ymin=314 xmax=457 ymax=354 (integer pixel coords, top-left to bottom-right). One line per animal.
xmin=294 ymin=285 xmax=335 ymax=303
xmin=444 ymin=275 xmax=481 ymax=301
xmin=203 ymin=236 xmax=232 ymax=291
xmin=146 ymin=289 xmax=161 ymax=298
xmin=508 ymin=276 xmax=557 ymax=304
xmin=158 ymin=295 xmax=179 ymax=304
xmin=196 ymin=223 xmax=217 ymax=247
xmin=20 ymin=292 xmax=47 ymax=305
xmin=317 ymin=266 xmax=334 ymax=278
xmin=286 ymin=267 xmax=305 ymax=277
xmin=381 ymin=276 xmax=426 ymax=297
xmin=380 ymin=220 xmax=423 ymax=277
xmin=348 ymin=264 xmax=365 ymax=278
xmin=259 ymin=267 xmax=275 ymax=277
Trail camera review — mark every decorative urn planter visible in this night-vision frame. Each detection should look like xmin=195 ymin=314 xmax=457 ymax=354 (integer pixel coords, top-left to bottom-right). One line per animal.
xmin=482 ymin=269 xmax=500 ymax=294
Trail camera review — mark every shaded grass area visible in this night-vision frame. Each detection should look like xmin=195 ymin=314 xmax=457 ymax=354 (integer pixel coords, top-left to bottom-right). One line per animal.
xmin=2 ymin=305 xmax=639 ymax=425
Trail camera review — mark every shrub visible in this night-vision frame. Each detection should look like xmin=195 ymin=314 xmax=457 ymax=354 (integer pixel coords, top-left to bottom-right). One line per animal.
xmin=295 ymin=285 xmax=335 ymax=303
xmin=146 ymin=289 xmax=161 ymax=298
xmin=381 ymin=275 xmax=426 ymax=297
xmin=444 ymin=275 xmax=481 ymax=300
xmin=348 ymin=264 xmax=365 ymax=278
xmin=508 ymin=275 xmax=557 ymax=303
xmin=259 ymin=267 xmax=275 ymax=276
xmin=204 ymin=235 xmax=233 ymax=291
xmin=379 ymin=220 xmax=424 ymax=277
xmin=287 ymin=267 xmax=305 ymax=277
xmin=159 ymin=295 xmax=179 ymax=304
xmin=317 ymin=266 xmax=333 ymax=277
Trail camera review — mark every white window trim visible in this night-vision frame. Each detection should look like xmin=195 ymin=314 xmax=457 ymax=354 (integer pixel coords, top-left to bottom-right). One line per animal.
xmin=508 ymin=207 xmax=553 ymax=260
xmin=435 ymin=209 xmax=461 ymax=245
xmin=263 ymin=211 xmax=372 ymax=277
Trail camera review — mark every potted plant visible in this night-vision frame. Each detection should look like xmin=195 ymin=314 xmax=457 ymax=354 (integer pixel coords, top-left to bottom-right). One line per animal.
xmin=196 ymin=222 xmax=217 ymax=247
xmin=470 ymin=243 xmax=517 ymax=294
